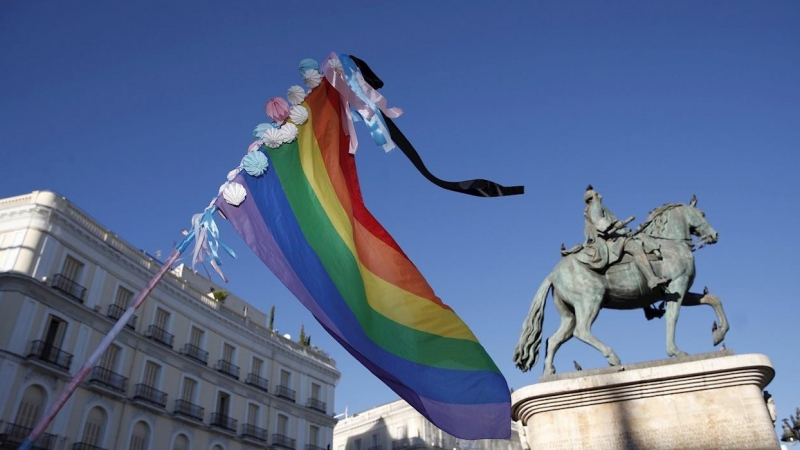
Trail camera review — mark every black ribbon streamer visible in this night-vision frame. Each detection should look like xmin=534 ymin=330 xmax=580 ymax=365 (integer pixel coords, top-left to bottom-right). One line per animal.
xmin=350 ymin=55 xmax=524 ymax=198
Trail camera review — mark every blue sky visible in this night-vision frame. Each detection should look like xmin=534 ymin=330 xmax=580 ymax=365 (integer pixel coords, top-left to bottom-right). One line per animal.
xmin=2 ymin=0 xmax=799 ymax=434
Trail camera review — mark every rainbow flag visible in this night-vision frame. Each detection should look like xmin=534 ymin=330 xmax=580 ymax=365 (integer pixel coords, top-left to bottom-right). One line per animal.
xmin=217 ymin=74 xmax=510 ymax=439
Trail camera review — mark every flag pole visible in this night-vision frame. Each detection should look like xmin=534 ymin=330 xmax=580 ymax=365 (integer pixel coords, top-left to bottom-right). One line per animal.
xmin=19 ymin=245 xmax=186 ymax=450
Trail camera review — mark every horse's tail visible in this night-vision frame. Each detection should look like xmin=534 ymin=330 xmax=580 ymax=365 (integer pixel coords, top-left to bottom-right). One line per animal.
xmin=513 ymin=274 xmax=553 ymax=372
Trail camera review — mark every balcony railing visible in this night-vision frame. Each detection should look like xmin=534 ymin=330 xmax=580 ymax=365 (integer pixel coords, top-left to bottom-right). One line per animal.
xmin=132 ymin=383 xmax=167 ymax=408
xmin=241 ymin=424 xmax=268 ymax=442
xmin=181 ymin=343 xmax=209 ymax=365
xmin=88 ymin=366 xmax=127 ymax=393
xmin=174 ymin=399 xmax=204 ymax=421
xmin=307 ymin=444 xmax=327 ymax=450
xmin=145 ymin=325 xmax=174 ymax=348
xmin=210 ymin=413 xmax=238 ymax=432
xmin=27 ymin=340 xmax=72 ymax=371
xmin=106 ymin=304 xmax=137 ymax=330
xmin=214 ymin=359 xmax=240 ymax=379
xmin=0 ymin=422 xmax=56 ymax=450
xmin=72 ymin=442 xmax=108 ymax=450
xmin=391 ymin=438 xmax=425 ymax=450
xmin=272 ymin=433 xmax=296 ymax=450
xmin=51 ymin=273 xmax=86 ymax=303
xmin=368 ymin=446 xmax=382 ymax=450
xmin=306 ymin=397 xmax=326 ymax=413
xmin=245 ymin=373 xmax=268 ymax=392
xmin=275 ymin=385 xmax=296 ymax=402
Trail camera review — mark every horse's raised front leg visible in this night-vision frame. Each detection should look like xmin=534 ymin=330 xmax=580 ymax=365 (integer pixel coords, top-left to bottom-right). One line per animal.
xmin=665 ymin=278 xmax=690 ymax=358
xmin=543 ymin=292 xmax=576 ymax=375
xmin=683 ymin=288 xmax=729 ymax=346
xmin=572 ymin=297 xmax=621 ymax=366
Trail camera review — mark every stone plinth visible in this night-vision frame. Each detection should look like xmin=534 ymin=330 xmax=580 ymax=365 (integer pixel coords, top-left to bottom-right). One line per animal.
xmin=512 ymin=352 xmax=778 ymax=450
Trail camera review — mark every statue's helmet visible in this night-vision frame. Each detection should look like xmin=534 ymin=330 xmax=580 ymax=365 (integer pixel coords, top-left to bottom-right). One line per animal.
xmin=584 ymin=185 xmax=597 ymax=203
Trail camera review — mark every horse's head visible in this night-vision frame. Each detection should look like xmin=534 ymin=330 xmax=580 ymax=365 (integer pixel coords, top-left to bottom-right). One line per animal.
xmin=685 ymin=195 xmax=718 ymax=247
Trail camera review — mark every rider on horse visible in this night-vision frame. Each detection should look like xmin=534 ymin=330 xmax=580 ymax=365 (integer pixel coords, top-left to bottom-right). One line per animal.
xmin=583 ymin=185 xmax=670 ymax=290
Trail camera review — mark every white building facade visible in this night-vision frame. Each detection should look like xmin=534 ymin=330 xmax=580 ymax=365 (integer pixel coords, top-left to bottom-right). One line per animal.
xmin=0 ymin=191 xmax=340 ymax=450
xmin=333 ymin=400 xmax=523 ymax=450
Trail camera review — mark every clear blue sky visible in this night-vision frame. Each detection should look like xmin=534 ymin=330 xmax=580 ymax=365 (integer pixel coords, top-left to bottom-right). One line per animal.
xmin=2 ymin=0 xmax=798 ymax=434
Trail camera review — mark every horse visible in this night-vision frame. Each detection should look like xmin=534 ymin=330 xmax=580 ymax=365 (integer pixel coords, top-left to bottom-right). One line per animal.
xmin=513 ymin=196 xmax=729 ymax=375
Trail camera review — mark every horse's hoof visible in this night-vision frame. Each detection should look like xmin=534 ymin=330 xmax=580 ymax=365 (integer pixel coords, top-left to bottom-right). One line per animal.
xmin=543 ymin=366 xmax=555 ymax=376
xmin=607 ymin=355 xmax=621 ymax=366
xmin=713 ymin=331 xmax=724 ymax=346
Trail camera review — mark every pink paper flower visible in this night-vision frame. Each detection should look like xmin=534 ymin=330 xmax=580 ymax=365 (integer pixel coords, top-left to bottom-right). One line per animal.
xmin=266 ymin=97 xmax=290 ymax=123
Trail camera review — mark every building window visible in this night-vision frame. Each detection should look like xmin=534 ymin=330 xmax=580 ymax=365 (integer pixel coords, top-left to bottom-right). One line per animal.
xmin=181 ymin=378 xmax=197 ymax=402
xmin=354 ymin=438 xmax=362 ymax=450
xmin=128 ymin=421 xmax=150 ymax=450
xmin=42 ymin=315 xmax=67 ymax=348
xmin=172 ymin=434 xmax=189 ymax=450
xmin=15 ymin=385 xmax=46 ymax=429
xmin=217 ymin=392 xmax=231 ymax=416
xmin=248 ymin=403 xmax=260 ymax=425
xmin=277 ymin=414 xmax=288 ymax=435
xmin=154 ymin=307 xmax=170 ymax=330
xmin=189 ymin=326 xmax=204 ymax=347
xmin=115 ymin=286 xmax=134 ymax=309
xmin=280 ymin=370 xmax=291 ymax=387
xmin=309 ymin=425 xmax=320 ymax=446
xmin=61 ymin=255 xmax=84 ymax=281
xmin=252 ymin=357 xmax=264 ymax=376
xmin=80 ymin=406 xmax=107 ymax=446
xmin=99 ymin=344 xmax=121 ymax=371
xmin=143 ymin=361 xmax=161 ymax=387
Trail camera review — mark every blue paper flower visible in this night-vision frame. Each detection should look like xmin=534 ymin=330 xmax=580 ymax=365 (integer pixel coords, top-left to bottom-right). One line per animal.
xmin=241 ymin=151 xmax=269 ymax=177
xmin=299 ymin=58 xmax=320 ymax=76
xmin=253 ymin=122 xmax=277 ymax=139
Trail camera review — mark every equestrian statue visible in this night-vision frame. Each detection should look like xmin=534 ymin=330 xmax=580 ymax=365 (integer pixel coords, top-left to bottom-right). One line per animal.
xmin=514 ymin=186 xmax=729 ymax=375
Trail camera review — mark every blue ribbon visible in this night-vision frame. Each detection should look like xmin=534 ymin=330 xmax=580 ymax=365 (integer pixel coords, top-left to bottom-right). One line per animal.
xmin=338 ymin=54 xmax=393 ymax=150
xmin=176 ymin=204 xmax=236 ymax=280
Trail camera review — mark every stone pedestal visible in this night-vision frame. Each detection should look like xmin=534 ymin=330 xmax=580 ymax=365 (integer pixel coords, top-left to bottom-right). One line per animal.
xmin=512 ymin=352 xmax=779 ymax=450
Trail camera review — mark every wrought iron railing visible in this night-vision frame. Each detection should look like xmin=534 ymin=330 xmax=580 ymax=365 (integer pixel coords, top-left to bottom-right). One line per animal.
xmin=275 ymin=385 xmax=296 ymax=402
xmin=27 ymin=340 xmax=72 ymax=371
xmin=145 ymin=325 xmax=174 ymax=348
xmin=241 ymin=424 xmax=268 ymax=441
xmin=132 ymin=383 xmax=167 ymax=408
xmin=210 ymin=413 xmax=238 ymax=432
xmin=0 ymin=422 xmax=56 ymax=450
xmin=306 ymin=397 xmax=326 ymax=413
xmin=71 ymin=442 xmax=107 ymax=450
xmin=174 ymin=399 xmax=204 ymax=421
xmin=272 ymin=433 xmax=296 ymax=449
xmin=307 ymin=444 xmax=327 ymax=450
xmin=106 ymin=304 xmax=137 ymax=330
xmin=51 ymin=273 xmax=86 ymax=302
xmin=391 ymin=438 xmax=424 ymax=450
xmin=181 ymin=343 xmax=208 ymax=365
xmin=214 ymin=359 xmax=240 ymax=379
xmin=245 ymin=373 xmax=268 ymax=392
xmin=88 ymin=366 xmax=127 ymax=393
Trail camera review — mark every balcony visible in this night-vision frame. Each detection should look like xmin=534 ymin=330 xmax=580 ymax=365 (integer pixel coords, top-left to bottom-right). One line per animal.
xmin=27 ymin=340 xmax=72 ymax=371
xmin=0 ymin=422 xmax=56 ymax=450
xmin=245 ymin=373 xmax=268 ymax=392
xmin=275 ymin=385 xmax=296 ymax=402
xmin=174 ymin=399 xmax=204 ymax=422
xmin=391 ymin=438 xmax=425 ymax=450
xmin=272 ymin=433 xmax=296 ymax=450
xmin=306 ymin=397 xmax=326 ymax=413
xmin=132 ymin=383 xmax=167 ymax=408
xmin=214 ymin=359 xmax=240 ymax=379
xmin=307 ymin=444 xmax=327 ymax=450
xmin=241 ymin=424 xmax=268 ymax=442
xmin=88 ymin=366 xmax=127 ymax=393
xmin=106 ymin=304 xmax=137 ymax=330
xmin=72 ymin=443 xmax=108 ymax=450
xmin=368 ymin=446 xmax=382 ymax=450
xmin=210 ymin=413 xmax=238 ymax=433
xmin=180 ymin=343 xmax=208 ymax=365
xmin=145 ymin=325 xmax=174 ymax=348
xmin=51 ymin=273 xmax=86 ymax=303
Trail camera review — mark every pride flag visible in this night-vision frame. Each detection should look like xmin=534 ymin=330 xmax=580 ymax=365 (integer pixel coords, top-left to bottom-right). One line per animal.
xmin=217 ymin=73 xmax=510 ymax=439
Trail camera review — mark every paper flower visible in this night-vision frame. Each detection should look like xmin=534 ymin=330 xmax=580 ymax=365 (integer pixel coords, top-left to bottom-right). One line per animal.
xmin=222 ymin=182 xmax=247 ymax=206
xmin=242 ymin=151 xmax=269 ymax=176
xmin=247 ymin=141 xmax=262 ymax=153
xmin=289 ymin=105 xmax=308 ymax=125
xmin=226 ymin=168 xmax=241 ymax=181
xmin=303 ymin=69 xmax=323 ymax=89
xmin=327 ymin=57 xmax=343 ymax=75
xmin=299 ymin=58 xmax=319 ymax=76
xmin=287 ymin=85 xmax=306 ymax=106
xmin=278 ymin=123 xmax=298 ymax=144
xmin=253 ymin=122 xmax=277 ymax=138
xmin=266 ymin=97 xmax=290 ymax=123
xmin=262 ymin=127 xmax=283 ymax=148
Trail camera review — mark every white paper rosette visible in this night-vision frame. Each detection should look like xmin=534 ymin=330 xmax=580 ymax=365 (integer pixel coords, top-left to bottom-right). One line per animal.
xmin=287 ymin=85 xmax=306 ymax=106
xmin=289 ymin=105 xmax=308 ymax=125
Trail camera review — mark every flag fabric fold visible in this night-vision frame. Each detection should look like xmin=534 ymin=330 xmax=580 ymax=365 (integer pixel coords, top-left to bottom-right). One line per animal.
xmin=218 ymin=71 xmax=511 ymax=440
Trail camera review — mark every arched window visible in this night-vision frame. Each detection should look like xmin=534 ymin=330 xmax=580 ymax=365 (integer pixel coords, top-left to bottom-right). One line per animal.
xmin=80 ymin=406 xmax=107 ymax=446
xmin=172 ymin=434 xmax=189 ymax=450
xmin=129 ymin=421 xmax=150 ymax=450
xmin=15 ymin=385 xmax=46 ymax=429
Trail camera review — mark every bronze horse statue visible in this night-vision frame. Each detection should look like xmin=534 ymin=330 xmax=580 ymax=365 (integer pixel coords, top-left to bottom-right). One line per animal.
xmin=513 ymin=196 xmax=729 ymax=374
